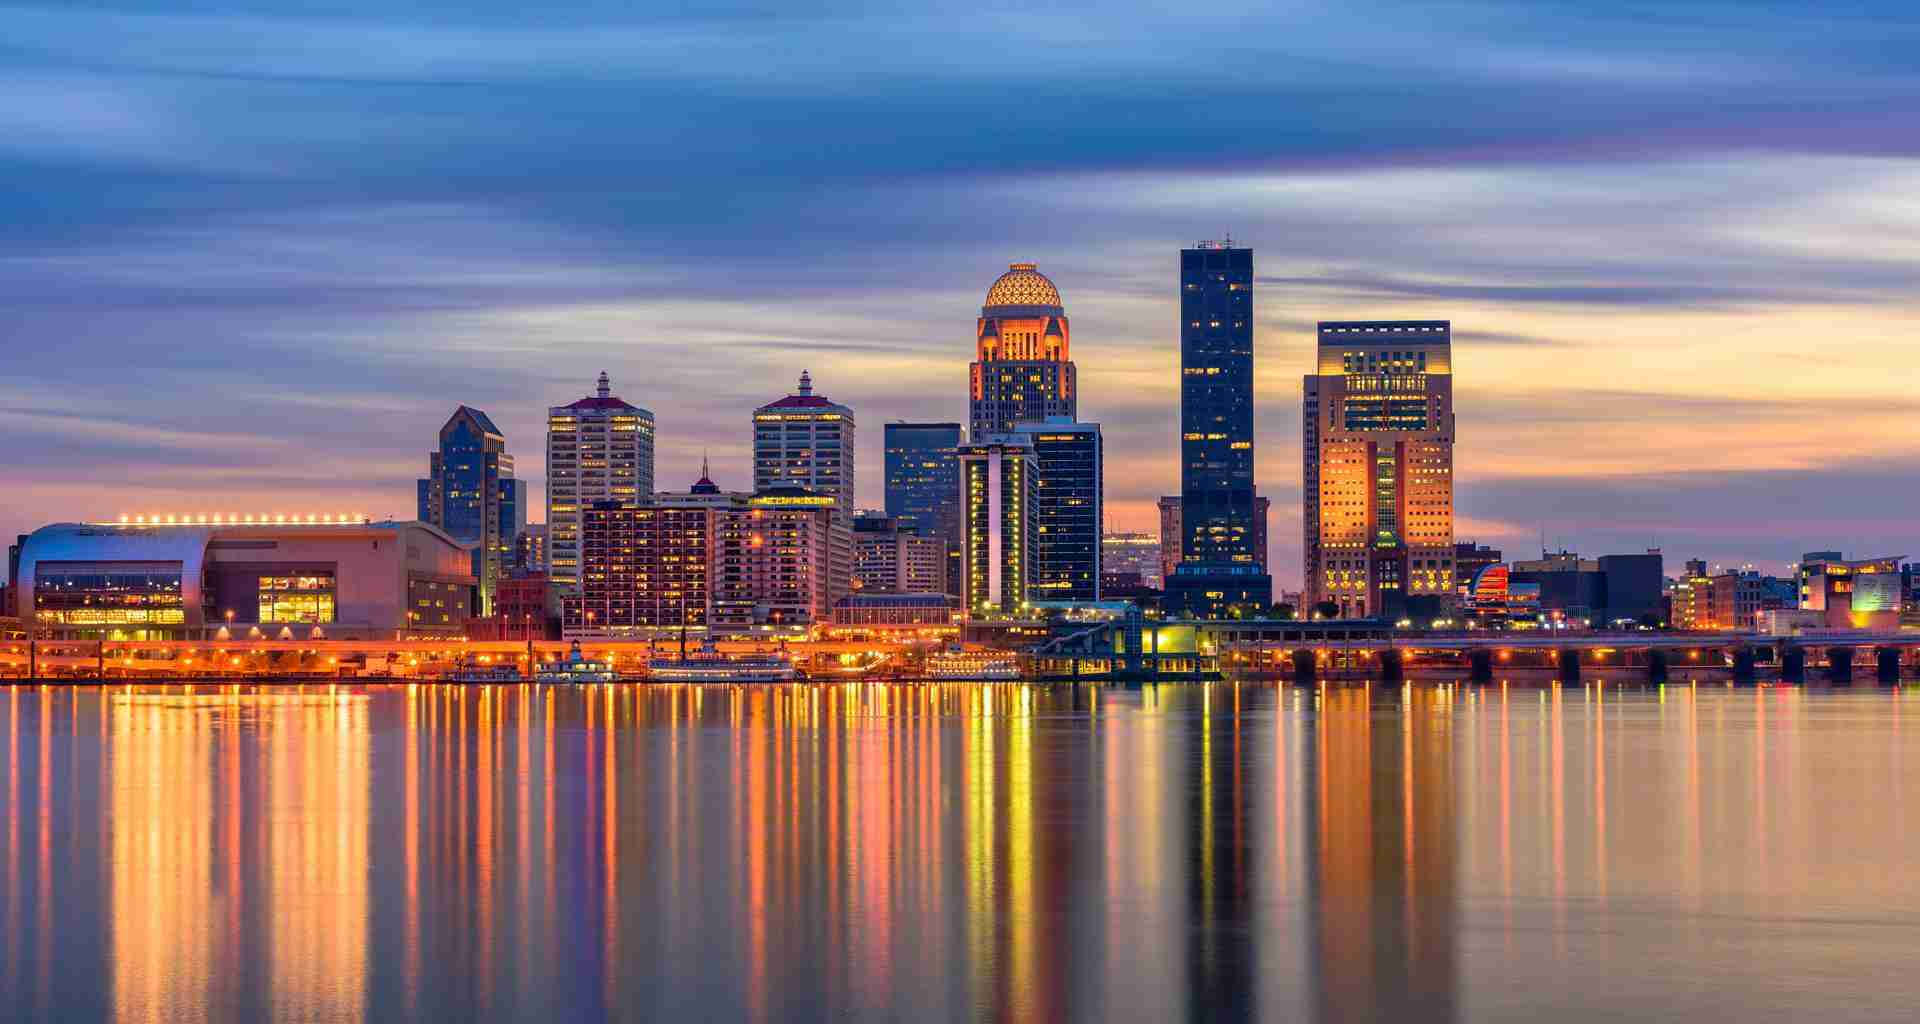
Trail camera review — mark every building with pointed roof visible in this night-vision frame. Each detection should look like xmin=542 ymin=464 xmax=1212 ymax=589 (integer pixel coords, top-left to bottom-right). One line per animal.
xmin=546 ymin=371 xmax=656 ymax=590
xmin=417 ymin=405 xmax=523 ymax=614
xmin=752 ymin=371 xmax=855 ymax=519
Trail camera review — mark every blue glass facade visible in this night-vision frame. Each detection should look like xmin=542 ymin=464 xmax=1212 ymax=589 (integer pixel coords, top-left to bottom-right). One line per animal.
xmin=417 ymin=406 xmax=522 ymax=615
xmin=1168 ymin=242 xmax=1271 ymax=617
xmin=884 ymin=422 xmax=962 ymax=594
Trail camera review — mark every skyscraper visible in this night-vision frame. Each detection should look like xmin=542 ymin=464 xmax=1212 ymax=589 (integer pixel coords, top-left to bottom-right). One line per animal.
xmin=546 ymin=371 xmax=655 ymax=590
xmin=883 ymin=421 xmax=962 ymax=593
xmin=970 ymin=263 xmax=1076 ymax=438
xmin=418 ymin=405 xmax=524 ymax=614
xmin=1156 ymin=493 xmax=1270 ymax=582
xmin=1164 ymin=241 xmax=1271 ymax=617
xmin=1013 ymin=419 xmax=1103 ymax=602
xmin=958 ymin=436 xmax=1037 ymax=617
xmin=1303 ymin=320 xmax=1456 ymax=618
xmin=753 ymin=371 xmax=855 ymax=519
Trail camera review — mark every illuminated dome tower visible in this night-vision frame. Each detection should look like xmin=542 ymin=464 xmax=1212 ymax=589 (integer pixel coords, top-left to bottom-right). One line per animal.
xmin=969 ymin=262 xmax=1076 ymax=438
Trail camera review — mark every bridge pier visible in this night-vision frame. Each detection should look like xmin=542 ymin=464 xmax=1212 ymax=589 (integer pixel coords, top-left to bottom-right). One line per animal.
xmin=1731 ymin=646 xmax=1757 ymax=684
xmin=1378 ymin=648 xmax=1404 ymax=683
xmin=1779 ymin=644 xmax=1806 ymax=683
xmin=1825 ymin=645 xmax=1854 ymax=683
xmin=1877 ymin=646 xmax=1902 ymax=685
xmin=1291 ymin=649 xmax=1316 ymax=686
xmin=1556 ymin=648 xmax=1580 ymax=682
xmin=1469 ymin=648 xmax=1493 ymax=684
xmin=1646 ymin=648 xmax=1669 ymax=684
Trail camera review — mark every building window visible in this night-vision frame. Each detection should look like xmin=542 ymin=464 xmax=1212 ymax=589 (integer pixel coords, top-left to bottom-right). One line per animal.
xmin=258 ymin=574 xmax=336 ymax=623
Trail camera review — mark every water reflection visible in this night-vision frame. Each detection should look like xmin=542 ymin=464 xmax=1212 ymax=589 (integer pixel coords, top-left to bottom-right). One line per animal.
xmin=2 ymin=681 xmax=1920 ymax=1022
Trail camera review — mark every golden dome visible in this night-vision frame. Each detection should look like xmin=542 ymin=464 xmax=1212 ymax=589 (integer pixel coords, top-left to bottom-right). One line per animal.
xmin=983 ymin=262 xmax=1063 ymax=312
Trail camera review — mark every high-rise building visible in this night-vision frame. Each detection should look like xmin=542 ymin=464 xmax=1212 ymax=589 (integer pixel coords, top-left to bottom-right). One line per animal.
xmin=1164 ymin=241 xmax=1271 ymax=617
xmin=851 ymin=514 xmax=946 ymax=594
xmin=1303 ymin=320 xmax=1455 ymax=619
xmin=883 ymin=422 xmax=963 ymax=593
xmin=418 ymin=405 xmax=524 ymax=613
xmin=546 ymin=372 xmax=655 ymax=590
xmin=1012 ymin=419 xmax=1102 ymax=602
xmin=970 ymin=263 xmax=1076 ymax=438
xmin=713 ymin=488 xmax=848 ymax=635
xmin=958 ymin=436 xmax=1037 ymax=617
xmin=1156 ymin=494 xmax=1270 ymax=583
xmin=754 ymin=371 xmax=855 ymax=519
xmin=1102 ymin=531 xmax=1162 ymax=589
xmin=563 ymin=470 xmax=738 ymax=640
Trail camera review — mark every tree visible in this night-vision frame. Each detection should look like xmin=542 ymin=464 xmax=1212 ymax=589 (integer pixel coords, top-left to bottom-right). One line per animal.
xmin=1270 ymin=602 xmax=1297 ymax=620
xmin=1314 ymin=600 xmax=1342 ymax=621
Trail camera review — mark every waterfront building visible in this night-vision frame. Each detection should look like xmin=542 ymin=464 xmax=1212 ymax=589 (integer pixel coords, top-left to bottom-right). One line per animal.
xmin=478 ymin=574 xmax=559 ymax=640
xmin=1507 ymin=548 xmax=1666 ymax=627
xmin=958 ymin=436 xmax=1038 ymax=617
xmin=753 ymin=371 xmax=855 ymax=520
xmin=1165 ymin=241 xmax=1271 ymax=617
xmin=970 ymin=264 xmax=1076 ymax=437
xmin=883 ymin=422 xmax=963 ymax=594
xmin=1453 ymin=542 xmax=1502 ymax=603
xmin=418 ymin=406 xmax=524 ymax=613
xmin=1012 ymin=419 xmax=1103 ymax=602
xmin=1302 ymin=320 xmax=1455 ymax=619
xmin=1155 ymin=494 xmax=1270 ymax=583
xmin=713 ymin=488 xmax=848 ymax=636
xmin=563 ymin=473 xmax=740 ymax=641
xmin=14 ymin=518 xmax=474 ymax=641
xmin=827 ymin=593 xmax=963 ymax=636
xmin=545 ymin=372 xmax=656 ymax=591
xmin=1799 ymin=552 xmax=1905 ymax=630
xmin=852 ymin=514 xmax=946 ymax=594
xmin=1102 ymin=531 xmax=1162 ymax=589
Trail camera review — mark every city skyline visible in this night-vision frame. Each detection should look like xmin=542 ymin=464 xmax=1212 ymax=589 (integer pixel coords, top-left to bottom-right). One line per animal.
xmin=7 ymin=3 xmax=1920 ymax=584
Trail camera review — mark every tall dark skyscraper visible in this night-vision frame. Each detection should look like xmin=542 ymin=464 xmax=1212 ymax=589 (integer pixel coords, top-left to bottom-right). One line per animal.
xmin=418 ymin=405 xmax=524 ymax=615
xmin=1165 ymin=241 xmax=1271 ymax=617
xmin=1014 ymin=419 xmax=1103 ymax=602
xmin=969 ymin=263 xmax=1076 ymax=438
xmin=883 ymin=421 xmax=963 ymax=594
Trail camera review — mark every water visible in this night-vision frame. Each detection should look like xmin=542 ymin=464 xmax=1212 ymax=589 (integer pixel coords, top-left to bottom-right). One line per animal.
xmin=3 ymin=680 xmax=1920 ymax=1022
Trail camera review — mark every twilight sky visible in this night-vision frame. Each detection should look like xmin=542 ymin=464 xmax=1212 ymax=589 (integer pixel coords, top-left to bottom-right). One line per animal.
xmin=6 ymin=0 xmax=1920 ymax=586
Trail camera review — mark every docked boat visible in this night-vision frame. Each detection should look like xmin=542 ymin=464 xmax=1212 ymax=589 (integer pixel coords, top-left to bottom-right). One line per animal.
xmin=922 ymin=646 xmax=1022 ymax=680
xmin=647 ymin=638 xmax=796 ymax=683
xmin=534 ymin=642 xmax=620 ymax=684
xmin=446 ymin=655 xmax=524 ymax=684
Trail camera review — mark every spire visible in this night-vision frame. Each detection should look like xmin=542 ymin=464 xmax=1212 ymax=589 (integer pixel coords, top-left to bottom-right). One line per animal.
xmin=797 ymin=370 xmax=813 ymax=397
xmin=701 ymin=451 xmax=711 ymax=480
xmin=596 ymin=371 xmax=611 ymax=399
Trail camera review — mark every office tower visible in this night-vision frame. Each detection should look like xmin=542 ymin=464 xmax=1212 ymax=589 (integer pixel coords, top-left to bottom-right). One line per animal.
xmin=418 ymin=405 xmax=524 ymax=614
xmin=713 ymin=488 xmax=847 ymax=635
xmin=1012 ymin=419 xmax=1103 ymax=602
xmin=852 ymin=514 xmax=947 ymax=594
xmin=512 ymin=524 xmax=548 ymax=578
xmin=958 ymin=436 xmax=1037 ymax=617
xmin=1303 ymin=320 xmax=1456 ymax=619
xmin=546 ymin=371 xmax=656 ymax=590
xmin=884 ymin=422 xmax=963 ymax=593
xmin=1156 ymin=494 xmax=1271 ymax=583
xmin=563 ymin=469 xmax=738 ymax=640
xmin=970 ymin=263 xmax=1076 ymax=438
xmin=1102 ymin=531 xmax=1162 ymax=589
xmin=754 ymin=371 xmax=855 ymax=519
xmin=1164 ymin=241 xmax=1271 ymax=617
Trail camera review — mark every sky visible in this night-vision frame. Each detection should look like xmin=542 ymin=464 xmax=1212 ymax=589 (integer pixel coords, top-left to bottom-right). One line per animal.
xmin=5 ymin=0 xmax=1920 ymax=586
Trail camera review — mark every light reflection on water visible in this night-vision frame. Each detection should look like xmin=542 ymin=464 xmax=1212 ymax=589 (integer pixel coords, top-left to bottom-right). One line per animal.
xmin=3 ymin=681 xmax=1920 ymax=1022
